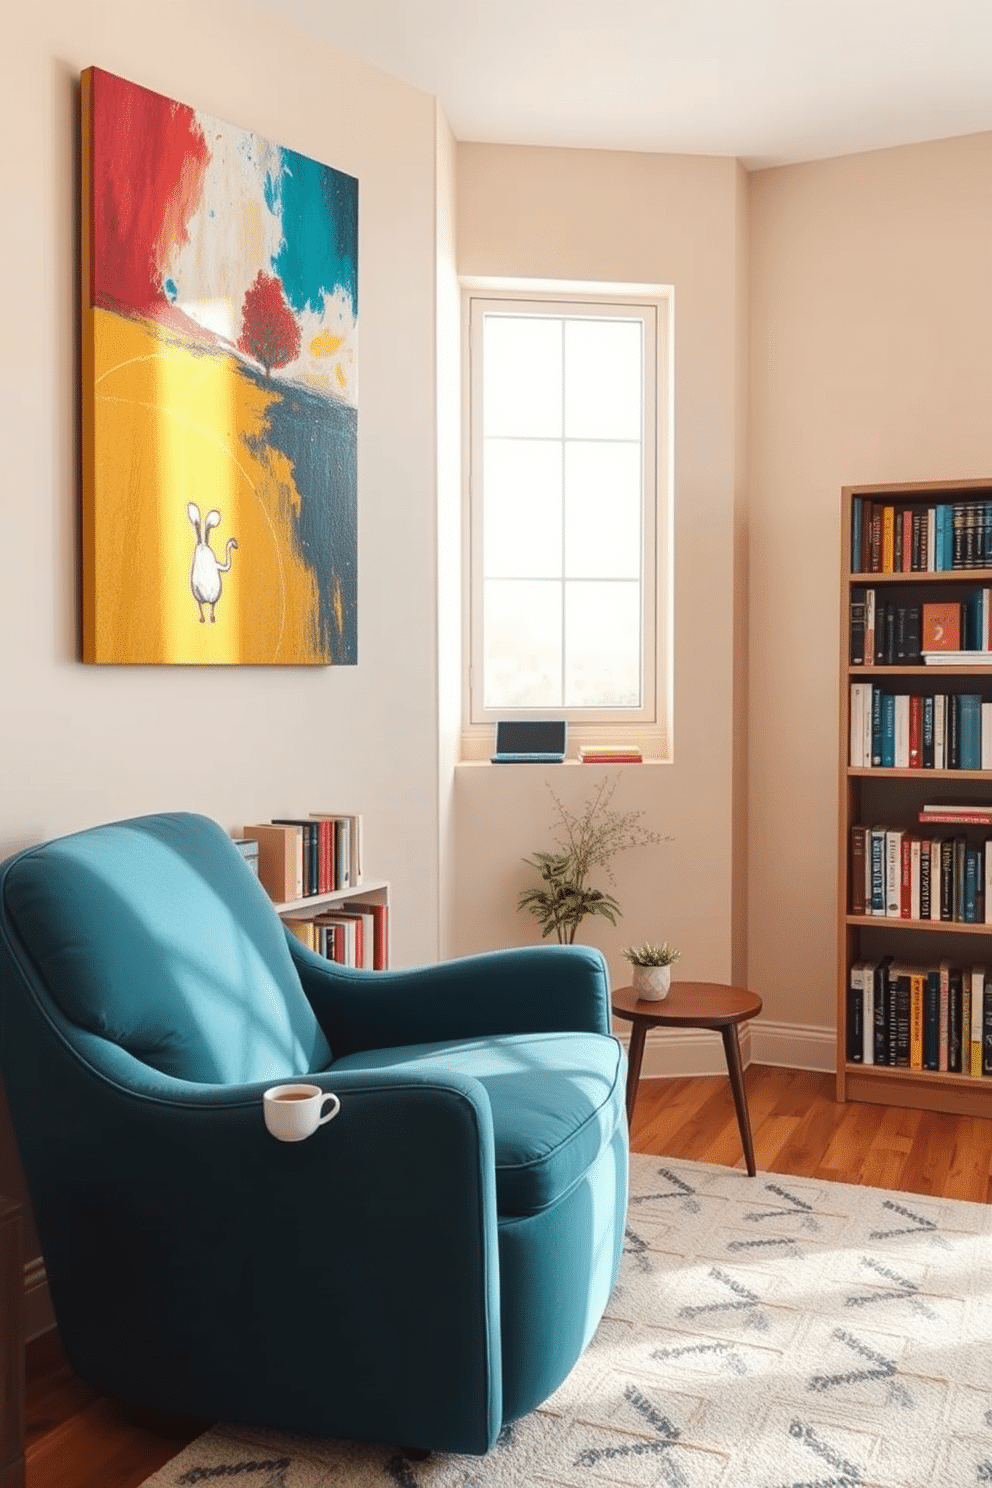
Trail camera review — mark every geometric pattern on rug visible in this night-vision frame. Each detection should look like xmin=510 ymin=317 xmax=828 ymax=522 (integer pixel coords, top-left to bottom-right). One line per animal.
xmin=140 ymin=1153 xmax=992 ymax=1488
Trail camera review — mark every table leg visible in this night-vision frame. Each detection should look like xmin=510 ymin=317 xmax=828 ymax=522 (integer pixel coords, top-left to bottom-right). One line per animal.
xmin=624 ymin=1019 xmax=648 ymax=1126
xmin=720 ymin=1025 xmax=756 ymax=1177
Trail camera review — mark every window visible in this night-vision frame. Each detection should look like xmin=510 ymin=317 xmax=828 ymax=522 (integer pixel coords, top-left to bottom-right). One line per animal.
xmin=465 ymin=286 xmax=670 ymax=746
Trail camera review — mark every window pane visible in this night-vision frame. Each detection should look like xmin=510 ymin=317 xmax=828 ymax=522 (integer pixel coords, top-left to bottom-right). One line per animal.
xmin=484 ymin=439 xmax=562 ymax=579
xmin=484 ymin=580 xmax=563 ymax=708
xmin=564 ymin=441 xmax=642 ymax=579
xmin=483 ymin=316 xmax=562 ymax=438
xmin=564 ymin=319 xmax=642 ymax=441
xmin=564 ymin=581 xmax=641 ymax=707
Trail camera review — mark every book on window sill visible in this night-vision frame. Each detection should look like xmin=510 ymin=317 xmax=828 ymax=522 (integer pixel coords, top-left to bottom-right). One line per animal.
xmin=577 ymin=745 xmax=643 ymax=763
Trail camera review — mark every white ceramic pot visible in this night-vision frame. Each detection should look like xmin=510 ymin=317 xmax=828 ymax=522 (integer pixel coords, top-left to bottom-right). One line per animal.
xmin=632 ymin=963 xmax=672 ymax=1000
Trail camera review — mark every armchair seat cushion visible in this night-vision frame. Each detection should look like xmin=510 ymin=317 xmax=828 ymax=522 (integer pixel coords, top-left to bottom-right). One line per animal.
xmin=333 ymin=1030 xmax=625 ymax=1217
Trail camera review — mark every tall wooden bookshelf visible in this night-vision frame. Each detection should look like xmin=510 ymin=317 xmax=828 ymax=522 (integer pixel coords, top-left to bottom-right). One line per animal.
xmin=838 ymin=478 xmax=992 ymax=1116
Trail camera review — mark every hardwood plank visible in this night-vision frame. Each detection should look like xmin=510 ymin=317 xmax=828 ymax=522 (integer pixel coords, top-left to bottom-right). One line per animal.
xmin=25 ymin=1333 xmax=97 ymax=1450
xmin=944 ymin=1117 xmax=992 ymax=1202
xmin=26 ymin=1399 xmax=203 ymax=1488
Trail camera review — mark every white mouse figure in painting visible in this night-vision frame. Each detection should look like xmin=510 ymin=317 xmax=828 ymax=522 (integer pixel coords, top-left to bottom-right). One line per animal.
xmin=188 ymin=503 xmax=238 ymax=623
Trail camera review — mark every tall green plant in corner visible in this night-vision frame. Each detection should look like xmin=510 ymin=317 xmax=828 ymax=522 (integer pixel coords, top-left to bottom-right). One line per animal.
xmin=518 ymin=775 xmax=666 ymax=944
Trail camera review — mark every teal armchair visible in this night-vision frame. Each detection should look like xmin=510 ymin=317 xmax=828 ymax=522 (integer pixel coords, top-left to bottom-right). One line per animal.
xmin=0 ymin=813 xmax=628 ymax=1454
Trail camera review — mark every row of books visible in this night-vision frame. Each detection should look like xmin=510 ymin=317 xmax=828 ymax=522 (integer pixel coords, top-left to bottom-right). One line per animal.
xmin=284 ymin=901 xmax=387 ymax=970
xmin=850 ymin=684 xmax=992 ymax=770
xmin=239 ymin=814 xmax=363 ymax=903
xmin=851 ymin=817 xmax=992 ymax=923
xmin=577 ymin=744 xmax=644 ymax=763
xmin=850 ymin=589 xmax=992 ymax=665
xmin=852 ymin=497 xmax=992 ymax=574
xmin=847 ymin=958 xmax=992 ymax=1074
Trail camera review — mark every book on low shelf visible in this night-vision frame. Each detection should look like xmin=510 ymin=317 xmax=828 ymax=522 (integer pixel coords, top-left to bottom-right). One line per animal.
xmin=345 ymin=900 xmax=389 ymax=969
xmin=271 ymin=819 xmax=321 ymax=896
xmin=310 ymin=812 xmax=363 ymax=889
xmin=240 ymin=823 xmax=304 ymax=902
xmin=231 ymin=838 xmax=259 ymax=875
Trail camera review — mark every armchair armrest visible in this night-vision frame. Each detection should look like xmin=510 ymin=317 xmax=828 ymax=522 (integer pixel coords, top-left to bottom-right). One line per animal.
xmin=287 ymin=940 xmax=611 ymax=1056
xmin=22 ymin=1031 xmax=504 ymax=1454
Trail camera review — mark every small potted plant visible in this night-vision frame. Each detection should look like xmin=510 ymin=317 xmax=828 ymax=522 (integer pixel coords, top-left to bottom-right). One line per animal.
xmin=518 ymin=776 xmax=666 ymax=945
xmin=622 ymin=942 xmax=681 ymax=1001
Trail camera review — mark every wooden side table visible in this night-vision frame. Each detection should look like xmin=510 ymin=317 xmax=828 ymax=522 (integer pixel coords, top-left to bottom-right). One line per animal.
xmin=0 ymin=1196 xmax=24 ymax=1488
xmin=612 ymin=980 xmax=763 ymax=1176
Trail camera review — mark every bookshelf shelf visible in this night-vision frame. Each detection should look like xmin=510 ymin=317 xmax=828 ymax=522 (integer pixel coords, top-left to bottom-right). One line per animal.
xmin=845 ymin=914 xmax=992 ymax=935
xmin=849 ymin=766 xmax=992 ymax=779
xmin=275 ymin=879 xmax=389 ymax=917
xmin=838 ymin=478 xmax=992 ymax=1116
xmin=858 ymin=567 xmax=992 ymax=585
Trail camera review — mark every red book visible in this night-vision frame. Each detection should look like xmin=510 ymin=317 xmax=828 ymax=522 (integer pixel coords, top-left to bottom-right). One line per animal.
xmin=346 ymin=901 xmax=389 ymax=970
xmin=922 ymin=601 xmax=961 ymax=652
xmin=317 ymin=819 xmax=334 ymax=895
xmin=850 ymin=825 xmax=867 ymax=916
xmin=902 ymin=508 xmax=913 ymax=572
xmin=909 ymin=695 xmax=922 ymax=768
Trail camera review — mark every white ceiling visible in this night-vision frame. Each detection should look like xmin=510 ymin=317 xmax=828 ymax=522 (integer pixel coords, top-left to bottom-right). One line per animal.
xmin=252 ymin=0 xmax=992 ymax=169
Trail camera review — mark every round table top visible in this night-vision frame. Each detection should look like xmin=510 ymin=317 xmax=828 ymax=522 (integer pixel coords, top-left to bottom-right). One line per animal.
xmin=611 ymin=980 xmax=762 ymax=1029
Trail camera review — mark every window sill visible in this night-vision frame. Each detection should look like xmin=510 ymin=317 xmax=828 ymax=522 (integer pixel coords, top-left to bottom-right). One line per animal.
xmin=454 ymin=755 xmax=670 ymax=769
xmin=458 ymin=729 xmax=670 ymax=765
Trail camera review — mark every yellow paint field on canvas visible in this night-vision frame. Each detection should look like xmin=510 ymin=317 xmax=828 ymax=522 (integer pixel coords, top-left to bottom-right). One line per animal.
xmin=83 ymin=309 xmax=326 ymax=664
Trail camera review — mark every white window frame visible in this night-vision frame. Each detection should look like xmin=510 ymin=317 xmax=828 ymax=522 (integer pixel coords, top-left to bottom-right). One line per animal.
xmin=461 ymin=277 xmax=673 ymax=761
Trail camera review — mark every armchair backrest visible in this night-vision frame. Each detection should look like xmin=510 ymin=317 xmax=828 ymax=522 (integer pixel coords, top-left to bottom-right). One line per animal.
xmin=0 ymin=812 xmax=331 ymax=1085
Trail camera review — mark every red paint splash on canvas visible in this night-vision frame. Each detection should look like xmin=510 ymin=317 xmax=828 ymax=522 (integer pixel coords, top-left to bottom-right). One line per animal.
xmin=89 ymin=68 xmax=209 ymax=322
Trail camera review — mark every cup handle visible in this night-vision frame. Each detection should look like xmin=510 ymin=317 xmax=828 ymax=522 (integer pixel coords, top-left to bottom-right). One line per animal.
xmin=318 ymin=1092 xmax=341 ymax=1126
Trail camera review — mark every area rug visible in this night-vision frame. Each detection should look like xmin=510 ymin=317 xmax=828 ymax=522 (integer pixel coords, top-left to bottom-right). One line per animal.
xmin=141 ymin=1153 xmax=992 ymax=1488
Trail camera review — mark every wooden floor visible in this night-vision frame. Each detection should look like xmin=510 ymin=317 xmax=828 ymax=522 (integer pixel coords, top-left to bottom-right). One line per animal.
xmin=24 ymin=1065 xmax=992 ymax=1487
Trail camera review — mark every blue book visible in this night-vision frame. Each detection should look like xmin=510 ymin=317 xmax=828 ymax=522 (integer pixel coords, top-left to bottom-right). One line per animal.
xmin=958 ymin=693 xmax=983 ymax=770
xmin=870 ymin=830 xmax=886 ymax=914
xmin=881 ymin=692 xmax=896 ymax=768
xmin=852 ymin=497 xmax=863 ymax=572
xmin=935 ymin=504 xmax=953 ymax=570
xmin=965 ymin=847 xmax=981 ymax=923
xmin=964 ymin=589 xmax=984 ymax=651
xmin=922 ymin=694 xmax=935 ymax=767
xmin=943 ymin=504 xmax=956 ymax=570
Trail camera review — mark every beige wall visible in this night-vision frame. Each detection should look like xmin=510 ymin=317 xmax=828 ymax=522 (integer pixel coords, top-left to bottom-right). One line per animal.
xmin=748 ymin=131 xmax=992 ymax=1039
xmin=1 ymin=0 xmax=444 ymax=968
xmin=452 ymin=145 xmax=749 ymax=994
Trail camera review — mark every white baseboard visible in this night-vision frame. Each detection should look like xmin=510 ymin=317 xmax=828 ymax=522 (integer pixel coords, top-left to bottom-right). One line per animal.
xmin=615 ymin=1020 xmax=835 ymax=1079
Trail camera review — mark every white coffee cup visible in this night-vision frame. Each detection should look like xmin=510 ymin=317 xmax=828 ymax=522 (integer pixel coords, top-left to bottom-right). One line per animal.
xmin=263 ymin=1083 xmax=341 ymax=1142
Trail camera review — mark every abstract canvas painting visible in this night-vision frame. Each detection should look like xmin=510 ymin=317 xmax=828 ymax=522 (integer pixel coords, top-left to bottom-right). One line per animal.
xmin=81 ymin=67 xmax=358 ymax=664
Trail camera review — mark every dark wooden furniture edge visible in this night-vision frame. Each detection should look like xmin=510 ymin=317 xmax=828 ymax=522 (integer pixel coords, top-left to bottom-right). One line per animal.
xmin=0 ymin=1197 xmax=24 ymax=1488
